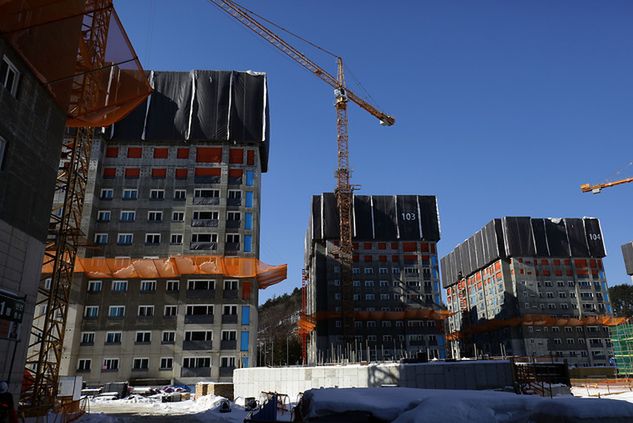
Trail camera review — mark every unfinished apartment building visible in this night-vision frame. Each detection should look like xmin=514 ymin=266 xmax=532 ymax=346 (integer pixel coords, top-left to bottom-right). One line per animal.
xmin=622 ymin=241 xmax=633 ymax=283
xmin=57 ymin=70 xmax=277 ymax=384
xmin=304 ymin=194 xmax=444 ymax=363
xmin=442 ymin=217 xmax=614 ymax=367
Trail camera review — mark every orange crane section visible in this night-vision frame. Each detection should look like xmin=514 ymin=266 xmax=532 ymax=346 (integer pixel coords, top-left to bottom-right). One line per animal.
xmin=580 ymin=177 xmax=633 ymax=194
xmin=210 ymin=0 xmax=395 ymax=345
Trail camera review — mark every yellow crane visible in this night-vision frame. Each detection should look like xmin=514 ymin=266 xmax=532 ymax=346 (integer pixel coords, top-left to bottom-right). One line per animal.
xmin=580 ymin=177 xmax=633 ymax=194
xmin=208 ymin=0 xmax=394 ymax=342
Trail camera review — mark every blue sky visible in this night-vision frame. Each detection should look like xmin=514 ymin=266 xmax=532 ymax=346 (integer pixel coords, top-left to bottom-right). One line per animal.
xmin=114 ymin=1 xmax=633 ymax=302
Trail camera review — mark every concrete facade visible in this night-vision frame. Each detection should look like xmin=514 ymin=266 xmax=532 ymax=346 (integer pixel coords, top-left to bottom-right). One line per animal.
xmin=59 ymin=139 xmax=263 ymax=385
xmin=234 ymin=361 xmax=514 ymax=402
xmin=0 ymin=36 xmax=67 ymax=396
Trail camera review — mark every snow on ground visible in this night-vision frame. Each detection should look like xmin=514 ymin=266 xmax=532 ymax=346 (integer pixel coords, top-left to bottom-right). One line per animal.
xmin=572 ymin=385 xmax=633 ymax=402
xmin=301 ymin=387 xmax=633 ymax=422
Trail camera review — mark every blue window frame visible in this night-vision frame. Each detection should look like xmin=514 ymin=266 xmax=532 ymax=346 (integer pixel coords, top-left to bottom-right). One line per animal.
xmin=241 ymin=305 xmax=250 ymax=325
xmin=244 ymin=235 xmax=252 ymax=252
xmin=245 ymin=170 xmax=254 ymax=186
xmin=245 ymin=191 xmax=253 ymax=208
xmin=240 ymin=330 xmax=249 ymax=352
xmin=245 ymin=212 xmax=253 ymax=230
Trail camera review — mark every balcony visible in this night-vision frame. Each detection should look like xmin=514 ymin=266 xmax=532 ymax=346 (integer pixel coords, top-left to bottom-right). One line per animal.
xmin=226 ymin=220 xmax=241 ymax=229
xmin=185 ymin=314 xmax=214 ymax=324
xmin=225 ymin=243 xmax=240 ymax=253
xmin=219 ymin=366 xmax=235 ymax=378
xmin=190 ymin=242 xmax=217 ymax=251
xmin=186 ymin=289 xmax=215 ymax=299
xmin=409 ymin=340 xmax=426 ymax=347
xmin=220 ymin=339 xmax=237 ymax=350
xmin=181 ymin=367 xmax=211 ymax=378
xmin=193 ymin=197 xmax=220 ymax=206
xmin=79 ymin=342 xmax=94 ymax=347
xmin=222 ymin=314 xmax=238 ymax=324
xmin=223 ymin=289 xmax=238 ymax=300
xmin=227 ymin=198 xmax=241 ymax=207
xmin=191 ymin=219 xmax=219 ymax=228
xmin=183 ymin=340 xmax=213 ymax=351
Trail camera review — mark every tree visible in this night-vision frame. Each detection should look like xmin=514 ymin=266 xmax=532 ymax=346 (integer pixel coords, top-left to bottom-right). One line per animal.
xmin=609 ymin=284 xmax=633 ymax=318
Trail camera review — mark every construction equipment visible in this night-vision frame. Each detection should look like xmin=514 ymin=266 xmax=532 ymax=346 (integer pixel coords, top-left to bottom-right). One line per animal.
xmin=209 ymin=0 xmax=395 ymax=345
xmin=580 ymin=177 xmax=633 ymax=194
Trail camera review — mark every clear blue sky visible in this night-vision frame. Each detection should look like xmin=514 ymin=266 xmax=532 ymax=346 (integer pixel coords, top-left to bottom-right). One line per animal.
xmin=114 ymin=0 xmax=633 ymax=303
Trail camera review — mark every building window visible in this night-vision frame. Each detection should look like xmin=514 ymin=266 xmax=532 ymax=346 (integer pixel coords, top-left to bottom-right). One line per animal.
xmin=174 ymin=189 xmax=186 ymax=200
xmin=147 ymin=211 xmax=163 ymax=222
xmin=221 ymin=330 xmax=237 ymax=341
xmin=1 ymin=56 xmax=20 ymax=97
xmin=138 ymin=305 xmax=154 ymax=317
xmin=160 ymin=357 xmax=173 ymax=370
xmin=227 ymin=211 xmax=241 ymax=221
xmin=172 ymin=211 xmax=185 ymax=221
xmin=150 ymin=189 xmax=165 ymax=200
xmin=77 ymin=359 xmax=91 ymax=372
xmin=185 ymin=331 xmax=213 ymax=341
xmin=170 ymin=234 xmax=183 ymax=245
xmin=365 ymin=280 xmax=375 ymax=287
xmin=140 ymin=280 xmax=156 ymax=292
xmin=122 ymin=189 xmax=138 ymax=200
xmin=186 ymin=305 xmax=214 ymax=316
xmin=164 ymin=305 xmax=177 ymax=317
xmin=100 ymin=189 xmax=113 ymax=200
xmin=223 ymin=305 xmax=237 ymax=315
xmin=353 ymin=280 xmax=360 ymax=287
xmin=87 ymin=281 xmax=102 ymax=293
xmin=162 ymin=331 xmax=175 ymax=344
xmin=145 ymin=233 xmax=161 ymax=245
xmin=111 ymin=280 xmax=128 ymax=292
xmin=94 ymin=233 xmax=108 ymax=245
xmin=352 ymin=268 xmax=360 ymax=275
xmin=166 ymin=280 xmax=180 ymax=292
xmin=135 ymin=332 xmax=151 ymax=343
xmin=44 ymin=278 xmax=52 ymax=290
xmin=102 ymin=358 xmax=119 ymax=371
xmin=108 ymin=306 xmax=125 ymax=318
xmin=133 ymin=358 xmax=149 ymax=370
xmin=97 ymin=210 xmax=111 ymax=222
xmin=220 ymin=356 xmax=236 ymax=368
xmin=365 ymin=294 xmax=375 ymax=300
xmin=117 ymin=233 xmax=133 ymax=245
xmin=183 ymin=357 xmax=211 ymax=368
xmin=188 ymin=280 xmax=215 ymax=290
xmin=80 ymin=332 xmax=95 ymax=345
xmin=120 ymin=210 xmax=135 ymax=222
xmin=224 ymin=280 xmax=238 ymax=290
xmin=226 ymin=234 xmax=240 ymax=246
xmin=105 ymin=332 xmax=122 ymax=344
xmin=84 ymin=306 xmax=99 ymax=318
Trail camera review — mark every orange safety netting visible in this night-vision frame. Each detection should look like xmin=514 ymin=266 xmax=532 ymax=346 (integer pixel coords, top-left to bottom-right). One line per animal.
xmin=41 ymin=256 xmax=287 ymax=289
xmin=0 ymin=0 xmax=152 ymax=127
xmin=446 ymin=313 xmax=628 ymax=341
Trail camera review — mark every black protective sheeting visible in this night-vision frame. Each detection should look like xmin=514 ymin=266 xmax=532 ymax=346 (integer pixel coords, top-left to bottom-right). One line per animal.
xmin=190 ymin=70 xmax=231 ymax=142
xmin=545 ymin=219 xmax=570 ymax=257
xmin=311 ymin=195 xmax=322 ymax=240
xmin=566 ymin=218 xmax=590 ymax=257
xmin=354 ymin=196 xmax=373 ymax=240
xmin=622 ymin=242 xmax=633 ymax=276
xmin=418 ymin=196 xmax=441 ymax=241
xmin=585 ymin=218 xmax=606 ymax=258
xmin=397 ymin=195 xmax=421 ymax=240
xmin=229 ymin=72 xmax=266 ymax=143
xmin=322 ymin=193 xmax=339 ymax=240
xmin=371 ymin=196 xmax=397 ymax=240
xmin=474 ymin=230 xmax=485 ymax=270
xmin=144 ymin=72 xmax=193 ymax=141
xmin=503 ymin=217 xmax=536 ymax=257
xmin=111 ymin=97 xmax=148 ymax=140
xmin=440 ymin=256 xmax=449 ymax=288
xmin=531 ymin=218 xmax=550 ymax=257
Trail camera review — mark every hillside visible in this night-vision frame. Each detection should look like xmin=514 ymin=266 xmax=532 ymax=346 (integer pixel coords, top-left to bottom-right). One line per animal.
xmin=257 ymin=287 xmax=302 ymax=366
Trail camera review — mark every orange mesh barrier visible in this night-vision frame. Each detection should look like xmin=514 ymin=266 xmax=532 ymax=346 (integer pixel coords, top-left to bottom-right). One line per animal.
xmin=41 ymin=256 xmax=287 ymax=289
xmin=0 ymin=0 xmax=152 ymax=126
xmin=446 ymin=314 xmax=628 ymax=341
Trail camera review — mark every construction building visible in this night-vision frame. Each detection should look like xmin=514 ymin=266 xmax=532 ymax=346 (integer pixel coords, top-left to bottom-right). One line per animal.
xmin=442 ymin=217 xmax=615 ymax=367
xmin=622 ymin=241 xmax=633 ymax=283
xmin=55 ymin=70 xmax=286 ymax=385
xmin=304 ymin=194 xmax=445 ymax=363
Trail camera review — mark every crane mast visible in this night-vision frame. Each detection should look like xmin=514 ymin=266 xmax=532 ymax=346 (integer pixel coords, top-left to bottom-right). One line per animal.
xmin=210 ymin=0 xmax=394 ymax=343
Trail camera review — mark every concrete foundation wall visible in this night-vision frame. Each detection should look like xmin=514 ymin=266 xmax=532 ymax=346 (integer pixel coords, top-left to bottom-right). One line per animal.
xmin=234 ymin=361 xmax=514 ymax=402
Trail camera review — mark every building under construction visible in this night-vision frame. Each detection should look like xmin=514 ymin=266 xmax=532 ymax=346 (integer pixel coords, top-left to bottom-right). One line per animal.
xmin=622 ymin=241 xmax=633 ymax=283
xmin=49 ymin=70 xmax=286 ymax=385
xmin=442 ymin=216 xmax=616 ymax=367
xmin=304 ymin=194 xmax=446 ymax=363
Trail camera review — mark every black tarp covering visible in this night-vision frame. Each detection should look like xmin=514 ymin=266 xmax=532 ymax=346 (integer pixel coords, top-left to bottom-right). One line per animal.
xmin=441 ymin=217 xmax=606 ymax=288
xmin=354 ymin=196 xmax=373 ymax=240
xmin=585 ymin=218 xmax=606 ymax=258
xmin=310 ymin=194 xmax=440 ymax=241
xmin=622 ymin=242 xmax=633 ymax=276
xmin=109 ymin=70 xmax=270 ymax=172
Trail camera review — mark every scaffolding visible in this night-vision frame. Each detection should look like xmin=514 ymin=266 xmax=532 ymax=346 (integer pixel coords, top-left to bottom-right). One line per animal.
xmin=612 ymin=323 xmax=633 ymax=376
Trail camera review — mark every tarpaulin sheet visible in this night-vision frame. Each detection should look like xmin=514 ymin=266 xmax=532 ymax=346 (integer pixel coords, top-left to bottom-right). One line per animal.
xmin=373 ymin=196 xmax=397 ymax=240
xmin=442 ymin=217 xmax=606 ymax=288
xmin=396 ymin=195 xmax=421 ymax=240
xmin=321 ymin=193 xmax=339 ymax=240
xmin=42 ymin=256 xmax=286 ymax=289
xmin=109 ymin=70 xmax=270 ymax=171
xmin=418 ymin=196 xmax=441 ymax=241
xmin=353 ymin=195 xmax=373 ymax=239
xmin=622 ymin=242 xmax=633 ymax=276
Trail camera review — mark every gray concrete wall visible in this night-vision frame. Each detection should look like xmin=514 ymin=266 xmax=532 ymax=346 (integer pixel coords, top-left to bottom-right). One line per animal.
xmin=234 ymin=361 xmax=514 ymax=402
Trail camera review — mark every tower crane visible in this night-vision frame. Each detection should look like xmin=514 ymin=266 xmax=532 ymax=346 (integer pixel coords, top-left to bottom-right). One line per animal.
xmin=580 ymin=177 xmax=633 ymax=194
xmin=208 ymin=0 xmax=395 ymax=342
